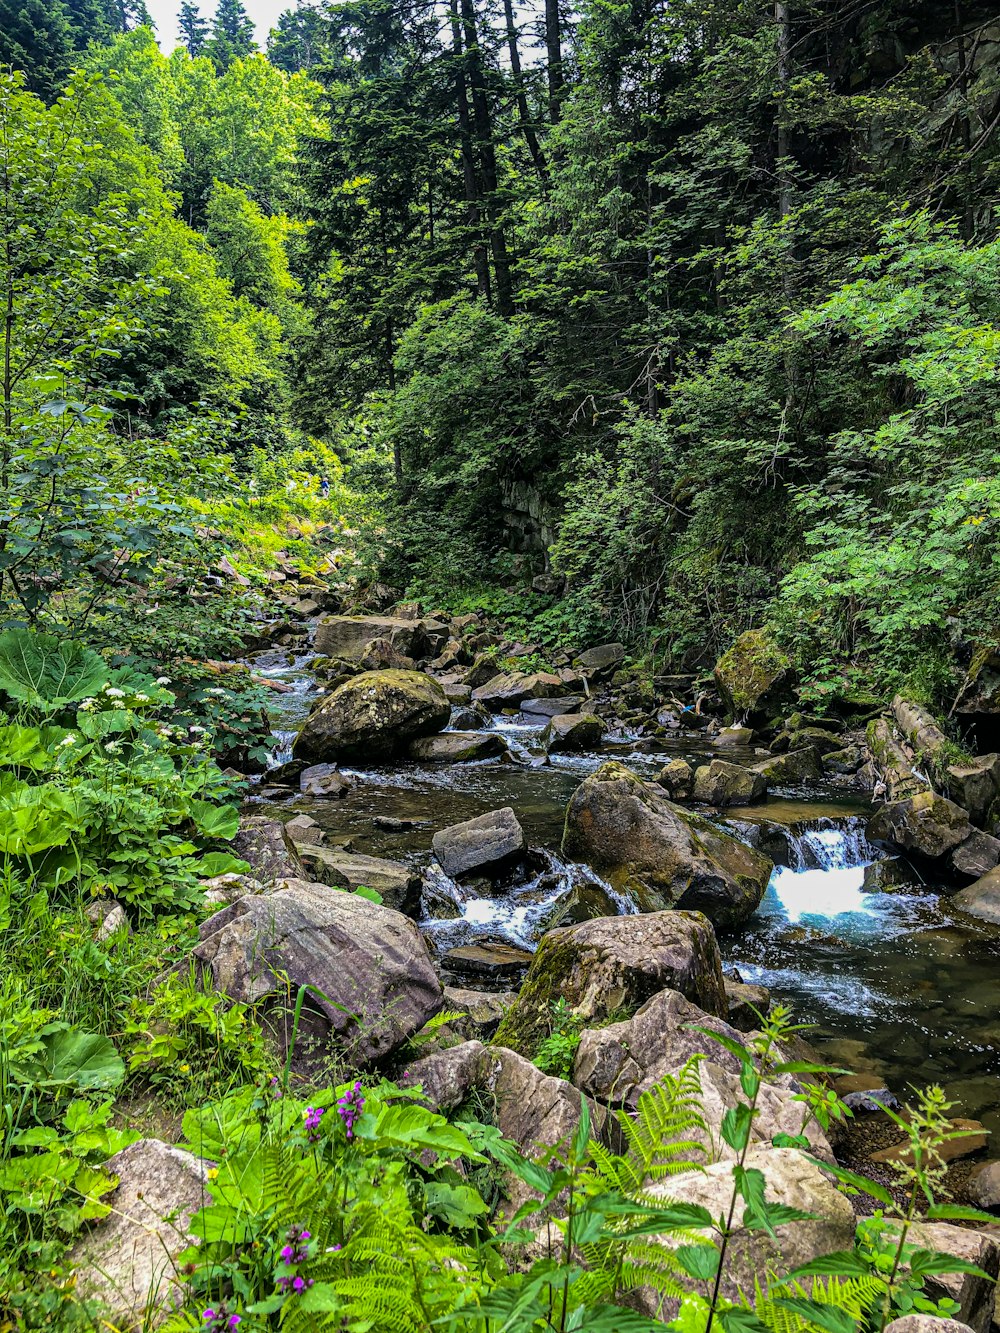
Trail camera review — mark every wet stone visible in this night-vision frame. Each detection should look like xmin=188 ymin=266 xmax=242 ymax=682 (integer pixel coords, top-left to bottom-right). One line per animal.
xmin=439 ymin=942 xmax=535 ymax=982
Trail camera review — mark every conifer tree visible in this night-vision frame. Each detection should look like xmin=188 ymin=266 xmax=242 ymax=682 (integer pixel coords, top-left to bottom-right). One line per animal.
xmin=177 ymin=0 xmax=209 ymax=56
xmin=208 ymin=0 xmax=257 ymax=71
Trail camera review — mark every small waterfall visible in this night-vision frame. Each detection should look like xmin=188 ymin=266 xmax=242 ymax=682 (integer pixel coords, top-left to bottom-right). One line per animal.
xmin=770 ymin=817 xmax=874 ymax=925
xmin=267 ymin=728 xmax=297 ymax=769
xmin=787 ymin=817 xmax=872 ymax=871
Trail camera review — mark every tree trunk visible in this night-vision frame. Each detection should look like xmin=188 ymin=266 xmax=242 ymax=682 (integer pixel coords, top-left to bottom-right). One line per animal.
xmin=460 ymin=0 xmax=514 ymax=315
xmin=451 ymin=8 xmax=491 ymax=302
xmin=501 ymin=0 xmax=549 ymax=187
xmin=545 ymin=0 xmax=563 ymax=123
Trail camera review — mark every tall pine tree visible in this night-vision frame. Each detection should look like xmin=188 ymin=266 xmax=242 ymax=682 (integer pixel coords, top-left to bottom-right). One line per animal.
xmin=207 ymin=0 xmax=257 ymax=71
xmin=177 ymin=0 xmax=209 ymax=55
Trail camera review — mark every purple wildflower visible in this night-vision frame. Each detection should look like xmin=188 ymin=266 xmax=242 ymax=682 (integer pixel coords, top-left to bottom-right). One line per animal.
xmin=336 ymin=1081 xmax=365 ymax=1139
xmin=303 ymin=1105 xmax=325 ymax=1143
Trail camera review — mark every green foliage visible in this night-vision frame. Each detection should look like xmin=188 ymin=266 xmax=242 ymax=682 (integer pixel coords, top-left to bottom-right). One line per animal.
xmin=534 ymin=999 xmax=587 ymax=1081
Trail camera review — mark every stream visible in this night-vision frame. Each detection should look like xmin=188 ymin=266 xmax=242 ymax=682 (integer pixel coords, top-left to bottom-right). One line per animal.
xmin=253 ymin=650 xmax=1000 ymax=1137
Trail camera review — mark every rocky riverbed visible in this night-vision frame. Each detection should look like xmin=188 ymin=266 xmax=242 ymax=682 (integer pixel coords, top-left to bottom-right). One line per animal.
xmin=224 ymin=601 xmax=1000 ymax=1192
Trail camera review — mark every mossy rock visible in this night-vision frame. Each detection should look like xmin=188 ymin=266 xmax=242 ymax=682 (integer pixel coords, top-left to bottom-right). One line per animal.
xmin=293 ymin=669 xmax=449 ymax=762
xmin=493 ymin=909 xmax=727 ymax=1058
xmin=713 ymin=629 xmax=793 ymax=722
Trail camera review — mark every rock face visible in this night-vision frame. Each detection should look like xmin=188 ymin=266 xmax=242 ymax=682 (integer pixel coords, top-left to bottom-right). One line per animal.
xmin=634 ymin=1149 xmax=855 ymax=1313
xmin=543 ymin=712 xmax=606 ymax=752
xmin=442 ymin=985 xmax=517 ymax=1041
xmin=186 ymin=879 xmax=442 ymax=1067
xmin=885 ymin=1320 xmax=975 ymax=1333
xmin=866 ymin=717 xmax=927 ymax=800
xmin=713 ymin=629 xmax=793 ymax=722
xmin=893 ymin=696 xmax=1000 ymax=828
xmin=70 ymin=1140 xmax=212 ymax=1327
xmin=574 ymin=642 xmax=626 ymax=675
xmin=692 ymin=759 xmax=767 ymax=806
xmin=407 ymin=731 xmax=507 ymax=762
xmin=293 ymin=669 xmax=450 ymax=762
xmin=494 ymin=910 xmax=727 ymax=1056
xmin=313 ymin=615 xmax=426 ymax=661
xmin=658 ymin=759 xmax=695 ymax=799
xmin=471 ymin=671 xmax=564 ymax=711
xmin=294 ymin=846 xmax=421 ymax=914
xmin=432 ymin=807 xmax=526 ymax=879
xmin=231 ymin=816 xmax=304 ymax=884
xmin=562 ymin=762 xmax=773 ymax=929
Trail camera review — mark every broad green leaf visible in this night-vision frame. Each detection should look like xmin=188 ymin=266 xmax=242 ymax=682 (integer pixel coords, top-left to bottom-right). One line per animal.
xmin=189 ymin=799 xmax=240 ymax=840
xmin=0 ymin=629 xmax=108 ymax=711
xmin=30 ymin=1029 xmax=125 ymax=1091
xmin=675 ymin=1243 xmax=720 ymax=1281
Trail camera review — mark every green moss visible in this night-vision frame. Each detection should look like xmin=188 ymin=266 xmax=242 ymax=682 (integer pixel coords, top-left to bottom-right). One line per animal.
xmin=493 ymin=934 xmax=579 ymax=1057
xmin=714 ymin=629 xmax=792 ymax=718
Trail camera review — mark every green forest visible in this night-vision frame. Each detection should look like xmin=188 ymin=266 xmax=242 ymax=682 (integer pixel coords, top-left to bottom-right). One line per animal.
xmin=1 ymin=0 xmax=1000 ymax=1329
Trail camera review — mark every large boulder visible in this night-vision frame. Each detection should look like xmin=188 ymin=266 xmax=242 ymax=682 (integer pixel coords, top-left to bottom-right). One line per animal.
xmin=471 ymin=671 xmax=564 ymax=711
xmin=293 ymin=669 xmax=450 ymax=762
xmin=442 ymin=985 xmax=517 ymax=1041
xmin=893 ymin=697 xmax=1000 ymax=828
xmin=184 ymin=879 xmax=442 ymax=1068
xmin=866 ymin=717 xmax=927 ymax=801
xmin=69 ymin=1140 xmax=212 ymax=1327
xmin=952 ymin=866 xmax=1000 ymax=923
xmin=407 ymin=731 xmax=507 ymax=762
xmin=634 ymin=1148 xmax=855 ymax=1313
xmin=294 ymin=846 xmax=421 ymax=914
xmin=543 ymin=712 xmax=606 ymax=753
xmin=713 ymin=629 xmax=793 ymax=723
xmin=573 ymin=642 xmax=626 ymax=676
xmin=493 ymin=910 xmax=727 ymax=1057
xmin=868 ymin=791 xmax=972 ymax=860
xmin=562 ymin=762 xmax=773 ymax=929
xmin=431 ymin=807 xmax=526 ymax=880
xmin=313 ymin=614 xmax=426 ymax=661
xmin=571 ymin=989 xmax=833 ymax=1162
xmin=299 ymin=762 xmax=352 ymax=798
xmin=692 ymin=759 xmax=767 ymax=806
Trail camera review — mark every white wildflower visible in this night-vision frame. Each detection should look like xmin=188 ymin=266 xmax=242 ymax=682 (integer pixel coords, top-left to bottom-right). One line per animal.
xmin=58 ymin=734 xmax=77 ymax=747
xmin=133 ymin=692 xmax=149 ymax=703
xmin=104 ymin=687 xmax=125 ymax=700
xmin=104 ymin=741 xmax=122 ymax=754
xmin=155 ymin=676 xmax=171 ymax=686
xmin=189 ymin=725 xmax=206 ymax=734
xmin=78 ymin=699 xmax=96 ymax=712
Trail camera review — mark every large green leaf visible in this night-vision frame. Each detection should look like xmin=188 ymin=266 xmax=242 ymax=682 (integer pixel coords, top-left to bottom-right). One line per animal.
xmin=0 ymin=629 xmax=109 ymax=711
xmin=0 ymin=723 xmax=73 ymax=770
xmin=30 ymin=1029 xmax=125 ymax=1091
xmin=189 ymin=799 xmax=240 ymax=840
xmin=0 ymin=775 xmax=83 ymax=854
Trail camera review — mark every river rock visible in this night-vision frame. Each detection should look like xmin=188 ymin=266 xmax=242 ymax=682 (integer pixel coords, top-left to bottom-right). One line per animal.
xmin=772 ymin=725 xmax=843 ymax=757
xmin=562 ymin=762 xmax=773 ymax=929
xmin=494 ymin=910 xmax=726 ymax=1056
xmin=471 ymin=671 xmax=564 ymax=711
xmin=950 ymin=830 xmax=1000 ymax=879
xmin=299 ymin=762 xmax=352 ymax=797
xmin=284 ymin=813 xmax=324 ymax=845
xmin=885 ymin=1319 xmax=976 ymax=1333
xmin=692 ymin=758 xmax=767 ymax=806
xmin=717 ymin=726 xmax=754 ymax=746
xmin=439 ymin=942 xmax=534 ymax=982
xmin=906 ymin=1222 xmax=1000 ymax=1333
xmin=965 ymin=1160 xmax=1000 ymax=1209
xmin=543 ymin=712 xmax=606 ymax=752
xmin=231 ymin=816 xmax=304 ymax=884
xmin=443 ymin=681 xmax=473 ymax=705
xmin=69 ymin=1139 xmax=212 ymax=1327
xmin=573 ymin=642 xmax=625 ymax=676
xmin=442 ymin=986 xmax=517 ymax=1041
xmin=633 ymin=1148 xmax=855 ymax=1313
xmin=431 ymin=806 xmax=526 ymax=879
xmin=521 ymin=695 xmax=584 ymax=717
xmin=294 ymin=846 xmax=421 ymax=914
xmin=868 ymin=791 xmax=972 ymax=860
xmin=314 ymin=615 xmax=425 ymax=661
xmin=186 ymin=879 xmax=442 ymax=1068
xmin=724 ymin=978 xmax=771 ymax=1030
xmin=713 ymin=629 xmax=793 ymax=722
xmin=657 ymin=759 xmax=695 ymax=799
xmin=824 ymin=745 xmax=863 ymax=774
xmin=952 ymin=868 xmax=1000 ymax=924
xmin=357 ymin=635 xmax=415 ymax=672
xmin=293 ymin=669 xmax=450 ymax=762
xmin=405 ymin=1040 xmax=488 ymax=1111
xmin=752 ymin=747 xmax=823 ymax=784
xmin=407 ymin=731 xmax=508 ymax=762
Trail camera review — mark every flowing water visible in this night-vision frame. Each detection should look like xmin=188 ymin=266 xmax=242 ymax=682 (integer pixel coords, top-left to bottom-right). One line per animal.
xmin=257 ymin=667 xmax=1000 ymax=1134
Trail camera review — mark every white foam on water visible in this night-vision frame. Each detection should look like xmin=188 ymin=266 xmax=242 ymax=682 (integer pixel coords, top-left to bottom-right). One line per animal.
xmin=769 ymin=862 xmax=873 ymax=924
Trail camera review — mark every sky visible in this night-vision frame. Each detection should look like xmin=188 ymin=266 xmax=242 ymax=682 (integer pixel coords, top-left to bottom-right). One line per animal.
xmin=145 ymin=0 xmax=289 ymax=54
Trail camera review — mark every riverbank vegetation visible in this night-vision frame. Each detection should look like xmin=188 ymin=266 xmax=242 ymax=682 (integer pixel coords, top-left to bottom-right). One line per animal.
xmin=1 ymin=0 xmax=999 ymax=1327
